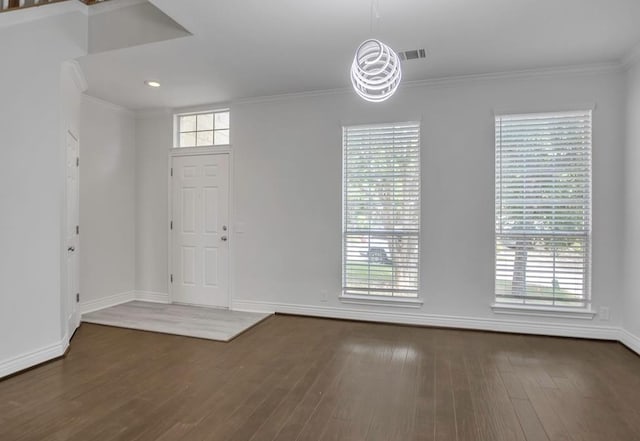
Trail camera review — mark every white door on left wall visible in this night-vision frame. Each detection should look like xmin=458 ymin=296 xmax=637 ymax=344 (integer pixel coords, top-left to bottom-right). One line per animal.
xmin=66 ymin=131 xmax=80 ymax=336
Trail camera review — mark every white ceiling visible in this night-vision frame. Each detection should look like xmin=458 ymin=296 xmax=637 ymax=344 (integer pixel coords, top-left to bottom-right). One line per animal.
xmin=78 ymin=0 xmax=640 ymax=110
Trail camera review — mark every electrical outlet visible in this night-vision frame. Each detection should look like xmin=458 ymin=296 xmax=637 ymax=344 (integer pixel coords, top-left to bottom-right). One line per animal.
xmin=599 ymin=306 xmax=610 ymax=321
xmin=320 ymin=289 xmax=328 ymax=303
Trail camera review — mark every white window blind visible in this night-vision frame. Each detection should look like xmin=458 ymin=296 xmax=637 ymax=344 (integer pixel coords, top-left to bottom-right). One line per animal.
xmin=495 ymin=110 xmax=592 ymax=308
xmin=343 ymin=122 xmax=421 ymax=298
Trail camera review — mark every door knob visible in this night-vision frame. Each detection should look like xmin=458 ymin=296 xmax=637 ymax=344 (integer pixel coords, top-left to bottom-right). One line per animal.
xmin=221 ymin=236 xmax=228 ymax=242
xmin=68 ymin=246 xmax=75 ymax=252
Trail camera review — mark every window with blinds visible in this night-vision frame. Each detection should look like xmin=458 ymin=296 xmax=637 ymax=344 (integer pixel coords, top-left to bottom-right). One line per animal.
xmin=343 ymin=122 xmax=421 ymax=299
xmin=495 ymin=110 xmax=592 ymax=308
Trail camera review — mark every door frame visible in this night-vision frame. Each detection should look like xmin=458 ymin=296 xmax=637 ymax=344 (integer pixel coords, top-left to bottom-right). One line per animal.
xmin=167 ymin=146 xmax=234 ymax=308
xmin=65 ymin=129 xmax=81 ymax=337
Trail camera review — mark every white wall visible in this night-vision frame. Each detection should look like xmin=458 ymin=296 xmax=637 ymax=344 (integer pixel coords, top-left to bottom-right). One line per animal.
xmin=0 ymin=12 xmax=87 ymax=377
xmin=623 ymin=61 xmax=640 ymax=350
xmin=79 ymin=96 xmax=136 ymax=309
xmin=136 ymin=68 xmax=626 ymax=338
xmin=135 ymin=111 xmax=172 ymax=296
xmin=88 ymin=1 xmax=189 ymax=54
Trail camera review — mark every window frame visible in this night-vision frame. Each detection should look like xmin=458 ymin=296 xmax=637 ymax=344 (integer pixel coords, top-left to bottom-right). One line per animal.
xmin=174 ymin=109 xmax=230 ymax=148
xmin=493 ymin=109 xmax=595 ymax=317
xmin=340 ymin=121 xmax=423 ymax=308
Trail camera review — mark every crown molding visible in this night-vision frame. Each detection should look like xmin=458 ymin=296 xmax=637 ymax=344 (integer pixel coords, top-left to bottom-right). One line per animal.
xmin=234 ymin=62 xmax=623 ymax=106
xmin=622 ymin=43 xmax=640 ymax=70
xmin=105 ymin=62 xmax=624 ymax=112
xmin=234 ymin=86 xmax=349 ymax=106
xmin=63 ymin=60 xmax=88 ymax=93
xmin=82 ymin=93 xmax=134 ymax=115
xmin=134 ymin=107 xmax=172 ymax=120
xmin=172 ymin=102 xmax=231 ymax=116
xmin=403 ymin=62 xmax=622 ymax=89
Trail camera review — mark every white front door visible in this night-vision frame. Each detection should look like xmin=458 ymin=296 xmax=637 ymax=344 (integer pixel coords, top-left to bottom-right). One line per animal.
xmin=171 ymin=154 xmax=230 ymax=308
xmin=66 ymin=131 xmax=80 ymax=335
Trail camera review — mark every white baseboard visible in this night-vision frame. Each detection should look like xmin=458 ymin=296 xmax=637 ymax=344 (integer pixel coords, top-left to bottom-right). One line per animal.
xmin=134 ymin=291 xmax=170 ymax=304
xmin=231 ymin=299 xmax=622 ymax=341
xmin=77 ymin=295 xmax=638 ymax=354
xmin=79 ymin=291 xmax=170 ymax=316
xmin=0 ymin=340 xmax=67 ymax=379
xmin=619 ymin=329 xmax=640 ymax=355
xmin=3 ymin=297 xmax=636 ymax=380
xmin=79 ymin=291 xmax=135 ymax=314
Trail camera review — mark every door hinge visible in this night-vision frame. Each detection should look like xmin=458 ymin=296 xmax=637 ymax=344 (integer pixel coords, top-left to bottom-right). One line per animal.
xmin=170 ymin=274 xmax=173 ymax=283
xmin=170 ymin=168 xmax=173 ymax=177
xmin=76 ymin=157 xmax=80 ymax=167
xmin=76 ymin=293 xmax=80 ymax=303
xmin=76 ymin=225 xmax=80 ymax=235
xmin=170 ymin=220 xmax=173 ymax=230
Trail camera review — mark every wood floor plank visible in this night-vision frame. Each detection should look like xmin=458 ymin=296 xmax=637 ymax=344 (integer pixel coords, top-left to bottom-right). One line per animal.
xmin=365 ymin=344 xmax=414 ymax=441
xmin=521 ymin=378 xmax=578 ymax=441
xmin=2 ymin=316 xmax=640 ymax=441
xmin=318 ymin=333 xmax=398 ymax=441
xmin=511 ymin=397 xmax=551 ymax=441
xmin=409 ymin=340 xmax=436 ymax=441
xmin=451 ymin=354 xmax=478 ymax=441
xmin=433 ymin=354 xmax=457 ymax=441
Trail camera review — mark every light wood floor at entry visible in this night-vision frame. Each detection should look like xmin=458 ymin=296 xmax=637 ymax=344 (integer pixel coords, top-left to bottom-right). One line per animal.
xmin=1 ymin=315 xmax=640 ymax=440
xmin=82 ymin=301 xmax=271 ymax=341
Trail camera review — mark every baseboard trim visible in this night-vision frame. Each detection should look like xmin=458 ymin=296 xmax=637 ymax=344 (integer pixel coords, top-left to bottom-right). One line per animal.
xmin=0 ymin=340 xmax=67 ymax=380
xmin=619 ymin=329 xmax=640 ymax=355
xmin=79 ymin=291 xmax=135 ymax=314
xmin=231 ymin=299 xmax=621 ymax=342
xmin=80 ymin=291 xmax=170 ymax=316
xmin=135 ymin=291 xmax=170 ymax=304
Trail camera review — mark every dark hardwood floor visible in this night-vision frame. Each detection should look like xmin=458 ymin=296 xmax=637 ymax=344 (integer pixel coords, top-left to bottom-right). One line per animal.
xmin=2 ymin=315 xmax=640 ymax=441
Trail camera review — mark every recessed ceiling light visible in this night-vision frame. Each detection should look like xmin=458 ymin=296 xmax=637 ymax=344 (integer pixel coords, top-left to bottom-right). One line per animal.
xmin=145 ymin=80 xmax=161 ymax=88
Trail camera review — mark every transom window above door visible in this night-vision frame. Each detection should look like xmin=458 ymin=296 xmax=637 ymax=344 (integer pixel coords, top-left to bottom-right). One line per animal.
xmin=176 ymin=110 xmax=230 ymax=148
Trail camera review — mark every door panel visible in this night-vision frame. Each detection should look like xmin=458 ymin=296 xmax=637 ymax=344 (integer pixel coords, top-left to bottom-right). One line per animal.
xmin=172 ymin=154 xmax=229 ymax=308
xmin=66 ymin=131 xmax=80 ymax=335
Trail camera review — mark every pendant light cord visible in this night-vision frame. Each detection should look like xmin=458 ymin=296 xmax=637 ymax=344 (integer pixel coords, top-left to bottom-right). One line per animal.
xmin=370 ymin=0 xmax=380 ymax=36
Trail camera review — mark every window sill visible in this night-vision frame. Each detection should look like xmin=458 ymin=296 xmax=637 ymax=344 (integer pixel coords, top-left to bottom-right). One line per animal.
xmin=340 ymin=294 xmax=423 ymax=308
xmin=491 ymin=303 xmax=596 ymax=320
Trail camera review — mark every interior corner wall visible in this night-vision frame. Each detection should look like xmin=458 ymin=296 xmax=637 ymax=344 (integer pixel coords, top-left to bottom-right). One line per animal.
xmin=623 ymin=61 xmax=640 ymax=347
xmin=135 ymin=69 xmax=626 ymax=338
xmin=79 ymin=96 xmax=136 ymax=310
xmin=0 ymin=12 xmax=87 ymax=376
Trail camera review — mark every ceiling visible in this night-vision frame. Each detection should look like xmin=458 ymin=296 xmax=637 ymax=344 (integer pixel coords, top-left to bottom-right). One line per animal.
xmin=78 ymin=0 xmax=640 ymax=110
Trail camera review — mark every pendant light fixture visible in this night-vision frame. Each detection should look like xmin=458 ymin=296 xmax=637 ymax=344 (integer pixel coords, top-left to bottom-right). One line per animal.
xmin=350 ymin=0 xmax=401 ymax=103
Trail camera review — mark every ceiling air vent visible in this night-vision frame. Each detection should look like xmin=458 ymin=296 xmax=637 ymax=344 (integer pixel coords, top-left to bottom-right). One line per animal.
xmin=398 ymin=48 xmax=427 ymax=62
